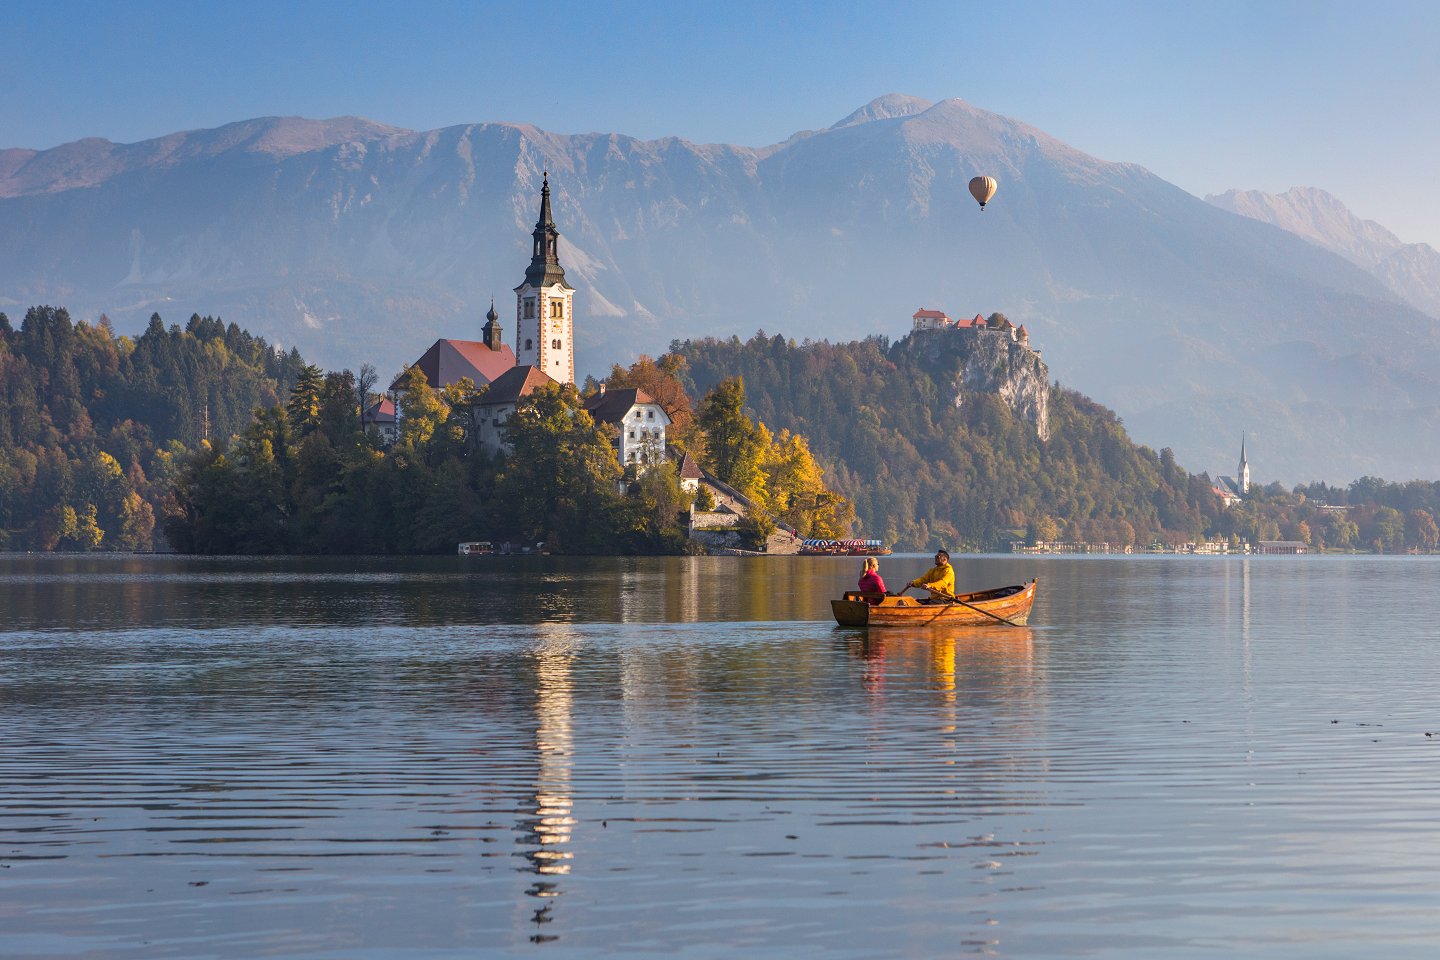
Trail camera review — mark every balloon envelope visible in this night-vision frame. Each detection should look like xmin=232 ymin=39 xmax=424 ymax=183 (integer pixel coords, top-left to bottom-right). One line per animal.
xmin=968 ymin=176 xmax=997 ymax=209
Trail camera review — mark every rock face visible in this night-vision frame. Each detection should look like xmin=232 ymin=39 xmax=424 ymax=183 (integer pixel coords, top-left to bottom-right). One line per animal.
xmin=894 ymin=326 xmax=1050 ymax=441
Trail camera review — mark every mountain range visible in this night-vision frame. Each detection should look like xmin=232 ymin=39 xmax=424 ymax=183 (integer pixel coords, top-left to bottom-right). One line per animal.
xmin=3 ymin=94 xmax=1439 ymax=483
xmin=1206 ymin=185 xmax=1440 ymax=321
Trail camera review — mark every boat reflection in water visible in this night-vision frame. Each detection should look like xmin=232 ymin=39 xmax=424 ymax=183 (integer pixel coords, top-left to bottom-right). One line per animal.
xmin=516 ymin=627 xmax=578 ymax=942
xmin=841 ymin=624 xmax=1041 ymax=711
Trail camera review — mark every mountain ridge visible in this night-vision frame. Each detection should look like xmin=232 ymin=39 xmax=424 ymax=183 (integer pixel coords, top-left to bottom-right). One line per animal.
xmin=3 ymin=97 xmax=1439 ymax=483
xmin=1206 ymin=185 xmax=1440 ymax=319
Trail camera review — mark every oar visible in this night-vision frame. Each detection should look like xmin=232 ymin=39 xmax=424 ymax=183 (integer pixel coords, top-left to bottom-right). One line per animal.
xmin=931 ymin=586 xmax=1021 ymax=627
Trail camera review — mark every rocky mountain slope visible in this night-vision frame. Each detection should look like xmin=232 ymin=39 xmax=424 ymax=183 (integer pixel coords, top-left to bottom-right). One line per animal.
xmin=1207 ymin=185 xmax=1440 ymax=319
xmin=3 ymin=97 xmax=1439 ymax=481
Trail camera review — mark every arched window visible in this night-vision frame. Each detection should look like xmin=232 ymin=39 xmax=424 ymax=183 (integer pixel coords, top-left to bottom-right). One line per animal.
xmin=524 ymin=300 xmax=535 ymax=319
xmin=550 ymin=301 xmax=563 ymax=318
xmin=551 ymin=338 xmax=562 ymax=350
xmin=524 ymin=339 xmax=533 ymax=351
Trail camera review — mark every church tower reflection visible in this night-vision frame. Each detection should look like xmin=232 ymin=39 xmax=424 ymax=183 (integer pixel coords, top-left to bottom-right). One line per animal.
xmin=517 ymin=627 xmax=578 ymax=941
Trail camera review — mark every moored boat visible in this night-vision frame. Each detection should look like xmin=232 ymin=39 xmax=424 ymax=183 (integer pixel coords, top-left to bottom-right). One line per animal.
xmin=831 ymin=579 xmax=1037 ymax=627
xmin=800 ymin=538 xmax=892 ymax=556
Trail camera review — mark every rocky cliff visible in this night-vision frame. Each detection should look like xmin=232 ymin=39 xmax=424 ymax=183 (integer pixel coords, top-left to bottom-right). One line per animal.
xmin=894 ymin=327 xmax=1050 ymax=441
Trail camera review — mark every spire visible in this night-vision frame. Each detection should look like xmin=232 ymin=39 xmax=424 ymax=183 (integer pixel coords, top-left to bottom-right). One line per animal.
xmin=523 ymin=171 xmax=572 ymax=290
xmin=1238 ymin=432 xmax=1250 ymax=495
xmin=537 ymin=171 xmax=554 ymax=229
xmin=482 ymin=297 xmax=503 ymax=350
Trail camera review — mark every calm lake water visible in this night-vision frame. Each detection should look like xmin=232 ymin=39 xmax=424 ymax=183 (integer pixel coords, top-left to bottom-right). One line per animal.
xmin=3 ymin=553 xmax=1440 ymax=959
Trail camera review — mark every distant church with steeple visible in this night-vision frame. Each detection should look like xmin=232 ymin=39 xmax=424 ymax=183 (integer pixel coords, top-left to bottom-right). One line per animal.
xmin=1216 ymin=435 xmax=1251 ymax=505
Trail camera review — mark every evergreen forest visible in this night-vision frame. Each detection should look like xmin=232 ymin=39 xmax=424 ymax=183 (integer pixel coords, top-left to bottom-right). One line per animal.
xmin=5 ymin=306 xmax=1440 ymax=555
xmin=0 ymin=307 xmax=304 ymax=551
xmin=670 ymin=331 xmax=1440 ymax=553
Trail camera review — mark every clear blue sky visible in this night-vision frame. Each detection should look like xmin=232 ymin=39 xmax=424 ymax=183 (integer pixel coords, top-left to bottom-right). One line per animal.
xmin=6 ymin=0 xmax=1439 ymax=246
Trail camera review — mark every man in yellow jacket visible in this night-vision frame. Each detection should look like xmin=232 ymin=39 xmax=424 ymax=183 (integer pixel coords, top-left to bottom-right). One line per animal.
xmin=909 ymin=549 xmax=955 ymax=603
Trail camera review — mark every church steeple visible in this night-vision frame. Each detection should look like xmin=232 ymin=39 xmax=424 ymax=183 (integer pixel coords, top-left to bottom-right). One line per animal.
xmin=481 ymin=299 xmax=503 ymax=350
xmin=513 ymin=172 xmax=576 ymax=384
xmin=524 ymin=172 xmax=572 ymax=290
xmin=1238 ymin=434 xmax=1250 ymax=494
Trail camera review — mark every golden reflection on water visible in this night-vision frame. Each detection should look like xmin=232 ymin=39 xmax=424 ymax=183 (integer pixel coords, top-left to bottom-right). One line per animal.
xmin=518 ymin=628 xmax=578 ymax=941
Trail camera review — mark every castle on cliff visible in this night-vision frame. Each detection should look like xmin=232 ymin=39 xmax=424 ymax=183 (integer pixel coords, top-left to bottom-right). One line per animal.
xmin=911 ymin=308 xmax=1039 ymax=357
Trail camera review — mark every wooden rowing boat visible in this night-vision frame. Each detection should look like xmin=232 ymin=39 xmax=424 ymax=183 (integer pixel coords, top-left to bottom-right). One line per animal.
xmin=831 ymin=579 xmax=1037 ymax=627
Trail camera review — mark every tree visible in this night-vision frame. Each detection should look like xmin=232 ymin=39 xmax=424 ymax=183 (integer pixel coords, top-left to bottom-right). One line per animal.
xmin=394 ymin=366 xmax=449 ymax=449
xmin=356 ymin=363 xmax=379 ymax=426
xmin=286 ymin=364 xmax=324 ymax=435
xmin=494 ymin=383 xmax=624 ymax=551
xmin=697 ymin=377 xmax=766 ymax=501
xmin=1409 ymin=509 xmax=1439 ymax=551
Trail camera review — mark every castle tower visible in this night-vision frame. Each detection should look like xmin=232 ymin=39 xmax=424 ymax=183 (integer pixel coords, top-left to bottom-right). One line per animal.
xmin=1238 ymin=434 xmax=1250 ymax=494
xmin=514 ymin=173 xmax=576 ymax=384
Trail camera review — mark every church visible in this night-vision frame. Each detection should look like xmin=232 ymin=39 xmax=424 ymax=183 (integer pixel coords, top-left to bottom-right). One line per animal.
xmin=395 ymin=174 xmax=666 ymax=463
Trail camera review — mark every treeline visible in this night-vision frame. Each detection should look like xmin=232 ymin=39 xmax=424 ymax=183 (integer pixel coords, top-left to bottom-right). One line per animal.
xmin=0 ymin=306 xmax=304 ymax=551
xmin=670 ymin=331 xmax=1226 ymax=551
xmin=167 ymin=351 xmax=851 ymax=555
xmin=1228 ymin=480 xmax=1440 ymax=552
xmin=670 ymin=331 xmax=1440 ymax=552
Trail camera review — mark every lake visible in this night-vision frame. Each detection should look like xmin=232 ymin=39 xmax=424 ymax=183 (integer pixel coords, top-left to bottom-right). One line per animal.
xmin=3 ymin=553 xmax=1440 ymax=958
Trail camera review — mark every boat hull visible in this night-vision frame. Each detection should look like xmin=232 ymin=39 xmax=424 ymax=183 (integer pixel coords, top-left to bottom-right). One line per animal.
xmin=831 ymin=579 xmax=1036 ymax=627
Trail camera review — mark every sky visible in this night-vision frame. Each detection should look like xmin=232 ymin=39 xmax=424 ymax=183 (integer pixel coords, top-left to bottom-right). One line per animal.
xmin=5 ymin=0 xmax=1440 ymax=246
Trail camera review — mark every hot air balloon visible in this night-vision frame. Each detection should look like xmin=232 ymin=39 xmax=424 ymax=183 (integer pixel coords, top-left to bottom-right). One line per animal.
xmin=968 ymin=176 xmax=997 ymax=210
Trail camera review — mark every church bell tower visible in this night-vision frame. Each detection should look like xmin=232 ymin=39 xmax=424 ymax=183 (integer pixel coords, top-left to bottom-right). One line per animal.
xmin=514 ymin=172 xmax=576 ymax=384
xmin=1238 ymin=434 xmax=1251 ymax=494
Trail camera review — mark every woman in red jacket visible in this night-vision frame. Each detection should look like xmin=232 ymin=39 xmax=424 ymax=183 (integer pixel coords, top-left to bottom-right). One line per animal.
xmin=857 ymin=556 xmax=887 ymax=604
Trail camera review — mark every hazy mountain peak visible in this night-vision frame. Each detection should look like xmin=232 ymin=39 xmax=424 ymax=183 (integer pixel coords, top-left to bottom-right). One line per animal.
xmin=831 ymin=94 xmax=935 ymax=129
xmin=1207 ymin=186 xmax=1440 ymax=319
xmin=1206 ymin=186 xmax=1402 ymax=263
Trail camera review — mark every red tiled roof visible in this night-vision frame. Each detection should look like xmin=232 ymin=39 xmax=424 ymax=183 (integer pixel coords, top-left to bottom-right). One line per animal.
xmin=476 ymin=365 xmax=556 ymax=406
xmin=913 ymin=308 xmax=949 ymax=319
xmin=393 ymin=338 xmax=516 ymax=390
xmin=677 ymin=450 xmax=703 ymax=479
xmin=363 ymin=397 xmax=396 ymax=424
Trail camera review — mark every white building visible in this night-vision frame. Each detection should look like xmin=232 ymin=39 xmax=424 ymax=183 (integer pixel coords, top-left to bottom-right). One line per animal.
xmin=583 ymin=385 xmax=672 ymax=468
xmin=514 ymin=173 xmax=576 ymax=385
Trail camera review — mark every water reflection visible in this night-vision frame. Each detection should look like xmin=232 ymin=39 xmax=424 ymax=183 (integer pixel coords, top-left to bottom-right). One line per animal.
xmin=517 ymin=627 xmax=578 ymax=943
xmin=8 ymin=556 xmax=1440 ymax=957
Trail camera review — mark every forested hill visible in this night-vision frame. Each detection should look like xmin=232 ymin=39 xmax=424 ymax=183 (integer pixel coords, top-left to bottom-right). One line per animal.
xmin=672 ymin=332 xmax=1224 ymax=551
xmin=0 ymin=306 xmax=305 ymax=550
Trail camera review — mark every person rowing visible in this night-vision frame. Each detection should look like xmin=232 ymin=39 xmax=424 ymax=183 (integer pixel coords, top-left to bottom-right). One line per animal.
xmin=907 ymin=549 xmax=955 ymax=605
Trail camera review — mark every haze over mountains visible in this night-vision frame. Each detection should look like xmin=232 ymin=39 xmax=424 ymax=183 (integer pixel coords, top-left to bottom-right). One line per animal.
xmin=3 ymin=94 xmax=1439 ymax=483
xmin=1206 ymin=185 xmax=1440 ymax=321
